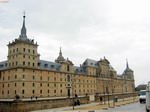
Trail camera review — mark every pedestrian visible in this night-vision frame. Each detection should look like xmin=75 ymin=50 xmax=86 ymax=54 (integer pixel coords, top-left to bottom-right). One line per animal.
xmin=36 ymin=96 xmax=37 ymax=100
xmin=75 ymin=93 xmax=78 ymax=98
xmin=100 ymin=96 xmax=103 ymax=104
xmin=31 ymin=96 xmax=32 ymax=100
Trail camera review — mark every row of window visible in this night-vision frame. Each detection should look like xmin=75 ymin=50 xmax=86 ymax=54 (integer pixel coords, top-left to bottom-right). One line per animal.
xmin=1 ymin=89 xmax=95 ymax=96
xmin=9 ymin=55 xmax=35 ymax=60
xmin=8 ymin=61 xmax=35 ymax=67
xmin=0 ymin=74 xmax=96 ymax=84
xmin=1 ymin=83 xmax=96 ymax=88
xmin=9 ymin=48 xmax=35 ymax=54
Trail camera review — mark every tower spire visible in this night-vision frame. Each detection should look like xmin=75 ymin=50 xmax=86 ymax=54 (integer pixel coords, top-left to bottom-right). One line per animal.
xmin=19 ymin=11 xmax=28 ymax=40
xmin=59 ymin=47 xmax=62 ymax=56
xmin=126 ymin=59 xmax=129 ymax=68
xmin=55 ymin=47 xmax=65 ymax=63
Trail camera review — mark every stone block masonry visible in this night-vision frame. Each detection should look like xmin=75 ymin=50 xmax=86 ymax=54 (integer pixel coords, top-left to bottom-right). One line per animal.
xmin=0 ymin=96 xmax=89 ymax=112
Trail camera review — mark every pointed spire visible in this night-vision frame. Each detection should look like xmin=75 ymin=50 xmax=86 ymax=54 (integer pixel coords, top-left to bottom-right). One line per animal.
xmin=59 ymin=47 xmax=62 ymax=56
xmin=19 ymin=11 xmax=28 ymax=40
xmin=126 ymin=59 xmax=129 ymax=68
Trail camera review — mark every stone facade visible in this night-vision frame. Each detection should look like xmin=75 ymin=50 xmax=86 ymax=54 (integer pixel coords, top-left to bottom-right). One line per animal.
xmin=0 ymin=15 xmax=135 ymax=99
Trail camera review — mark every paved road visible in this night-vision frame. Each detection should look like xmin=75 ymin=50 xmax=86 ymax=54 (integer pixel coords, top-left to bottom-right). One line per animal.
xmin=32 ymin=102 xmax=145 ymax=112
xmin=98 ymin=102 xmax=145 ymax=112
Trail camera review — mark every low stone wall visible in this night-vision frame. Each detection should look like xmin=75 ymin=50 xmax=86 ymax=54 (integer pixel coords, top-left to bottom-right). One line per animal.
xmin=95 ymin=92 xmax=138 ymax=102
xmin=0 ymin=96 xmax=89 ymax=112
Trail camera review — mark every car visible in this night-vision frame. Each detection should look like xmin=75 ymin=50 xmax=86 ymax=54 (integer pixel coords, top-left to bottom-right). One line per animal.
xmin=139 ymin=90 xmax=146 ymax=103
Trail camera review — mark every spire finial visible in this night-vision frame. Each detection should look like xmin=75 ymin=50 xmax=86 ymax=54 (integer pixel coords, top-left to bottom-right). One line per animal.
xmin=19 ymin=11 xmax=28 ymax=40
xmin=23 ymin=10 xmax=26 ymax=18
xmin=126 ymin=58 xmax=129 ymax=68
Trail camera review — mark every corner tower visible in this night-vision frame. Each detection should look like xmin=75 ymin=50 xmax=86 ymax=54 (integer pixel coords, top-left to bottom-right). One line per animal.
xmin=7 ymin=14 xmax=39 ymax=68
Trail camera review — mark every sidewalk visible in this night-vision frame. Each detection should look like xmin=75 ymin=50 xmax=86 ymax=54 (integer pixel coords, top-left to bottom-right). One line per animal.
xmin=32 ymin=97 xmax=139 ymax=112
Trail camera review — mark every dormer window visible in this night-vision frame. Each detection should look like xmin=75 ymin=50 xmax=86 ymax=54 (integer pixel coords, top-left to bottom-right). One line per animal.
xmin=45 ymin=64 xmax=48 ymax=68
xmin=51 ymin=65 xmax=54 ymax=68
xmin=38 ymin=62 xmax=41 ymax=66
xmin=91 ymin=63 xmax=93 ymax=65
xmin=0 ymin=64 xmax=4 ymax=68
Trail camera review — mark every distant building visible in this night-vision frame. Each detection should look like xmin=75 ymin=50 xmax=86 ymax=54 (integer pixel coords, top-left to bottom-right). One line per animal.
xmin=135 ymin=84 xmax=146 ymax=91
xmin=0 ymin=14 xmax=135 ymax=99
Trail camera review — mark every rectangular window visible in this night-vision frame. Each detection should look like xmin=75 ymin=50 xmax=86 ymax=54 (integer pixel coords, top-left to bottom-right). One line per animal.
xmin=40 ymin=83 xmax=42 ymax=87
xmin=15 ymin=75 xmax=17 ymax=79
xmin=40 ymin=90 xmax=42 ymax=93
xmin=22 ymin=83 xmax=25 ymax=86
xmin=23 ymin=48 xmax=25 ymax=52
xmin=33 ymin=76 xmax=35 ymax=80
xmin=28 ymin=62 xmax=30 ymax=66
xmin=33 ymin=90 xmax=35 ymax=94
xmin=23 ymin=75 xmax=25 ymax=79
xmin=33 ymin=83 xmax=35 ymax=87
xmin=8 ymin=76 xmax=10 ymax=80
xmin=15 ymin=83 xmax=17 ymax=87
xmin=22 ymin=90 xmax=24 ymax=94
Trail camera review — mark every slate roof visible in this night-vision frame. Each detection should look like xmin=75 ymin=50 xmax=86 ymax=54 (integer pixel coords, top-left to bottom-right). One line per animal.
xmin=0 ymin=61 xmax=8 ymax=70
xmin=82 ymin=58 xmax=99 ymax=67
xmin=38 ymin=60 xmax=61 ymax=71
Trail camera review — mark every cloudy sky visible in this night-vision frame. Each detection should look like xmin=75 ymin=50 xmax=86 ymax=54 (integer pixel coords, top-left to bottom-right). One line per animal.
xmin=0 ymin=0 xmax=150 ymax=86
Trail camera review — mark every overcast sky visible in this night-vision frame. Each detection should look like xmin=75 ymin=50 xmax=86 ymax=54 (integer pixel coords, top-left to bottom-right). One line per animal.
xmin=0 ymin=0 xmax=150 ymax=86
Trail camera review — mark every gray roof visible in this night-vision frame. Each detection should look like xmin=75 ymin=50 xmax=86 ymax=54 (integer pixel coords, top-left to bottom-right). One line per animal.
xmin=82 ymin=58 xmax=99 ymax=67
xmin=0 ymin=61 xmax=8 ymax=70
xmin=74 ymin=66 xmax=86 ymax=75
xmin=38 ymin=60 xmax=61 ymax=71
